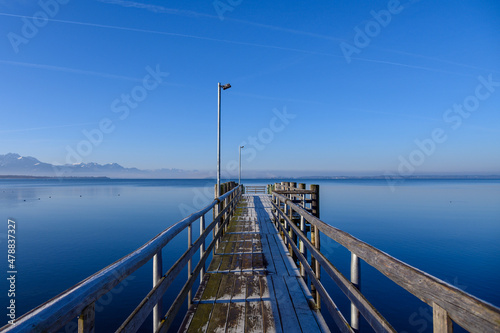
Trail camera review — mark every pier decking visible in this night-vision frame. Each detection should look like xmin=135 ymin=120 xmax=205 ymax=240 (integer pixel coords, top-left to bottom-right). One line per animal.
xmin=179 ymin=194 xmax=328 ymax=332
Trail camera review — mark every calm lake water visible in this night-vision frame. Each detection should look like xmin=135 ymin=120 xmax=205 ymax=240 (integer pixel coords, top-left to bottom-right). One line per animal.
xmin=1 ymin=179 xmax=499 ymax=332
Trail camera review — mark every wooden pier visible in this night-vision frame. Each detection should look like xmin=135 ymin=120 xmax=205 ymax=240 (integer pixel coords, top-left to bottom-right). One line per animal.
xmin=178 ymin=193 xmax=328 ymax=332
xmin=2 ymin=181 xmax=500 ymax=333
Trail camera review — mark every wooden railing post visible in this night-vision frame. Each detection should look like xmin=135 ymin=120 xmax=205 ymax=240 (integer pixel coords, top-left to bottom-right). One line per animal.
xmin=153 ymin=250 xmax=163 ymax=332
xmin=298 ymin=183 xmax=306 ymax=206
xmin=187 ymin=222 xmax=193 ymax=307
xmin=78 ymin=302 xmax=95 ymax=333
xmin=300 ymin=214 xmax=306 ymax=278
xmin=221 ymin=183 xmax=226 ymax=235
xmin=351 ymin=253 xmax=360 ymax=332
xmin=283 ymin=200 xmax=288 ymax=245
xmin=273 ymin=195 xmax=278 ymax=228
xmin=297 ymin=182 xmax=307 ymax=278
xmin=214 ymin=184 xmax=220 ymax=253
xmin=289 ymin=182 xmax=298 ymax=261
xmin=433 ymin=303 xmax=453 ymax=333
xmin=311 ymin=184 xmax=320 ymax=218
xmin=310 ymin=184 xmax=321 ymax=309
xmin=200 ymin=214 xmax=205 ymax=281
xmin=290 ymin=181 xmax=297 ymax=199
xmin=224 ymin=183 xmax=230 ymax=232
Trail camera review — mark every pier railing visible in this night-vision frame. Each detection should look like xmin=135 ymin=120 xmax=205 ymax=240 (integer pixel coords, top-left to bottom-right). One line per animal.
xmin=1 ymin=182 xmax=242 ymax=333
xmin=271 ymin=182 xmax=500 ymax=333
xmin=244 ymin=185 xmax=267 ymax=194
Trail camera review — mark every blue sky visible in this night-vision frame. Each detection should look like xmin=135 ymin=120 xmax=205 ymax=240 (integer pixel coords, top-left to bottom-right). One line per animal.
xmin=0 ymin=0 xmax=499 ymax=177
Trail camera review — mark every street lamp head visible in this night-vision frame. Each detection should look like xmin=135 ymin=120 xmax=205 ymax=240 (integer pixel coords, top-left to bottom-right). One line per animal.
xmin=240 ymin=145 xmax=244 ymax=148
xmin=221 ymin=83 xmax=231 ymax=90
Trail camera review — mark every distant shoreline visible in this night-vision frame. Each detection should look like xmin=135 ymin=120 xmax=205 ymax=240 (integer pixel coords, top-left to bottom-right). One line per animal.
xmin=1 ymin=175 xmax=499 ymax=180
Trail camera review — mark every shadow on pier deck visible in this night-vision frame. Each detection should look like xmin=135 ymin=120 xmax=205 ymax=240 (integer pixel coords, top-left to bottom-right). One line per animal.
xmin=179 ymin=194 xmax=328 ymax=332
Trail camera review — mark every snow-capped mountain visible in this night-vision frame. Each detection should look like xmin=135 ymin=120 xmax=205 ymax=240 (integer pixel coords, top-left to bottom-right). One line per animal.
xmin=0 ymin=153 xmax=54 ymax=174
xmin=0 ymin=153 xmax=206 ymax=178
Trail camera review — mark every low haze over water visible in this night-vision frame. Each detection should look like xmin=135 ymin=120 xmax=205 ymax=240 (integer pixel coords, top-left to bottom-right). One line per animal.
xmin=1 ymin=178 xmax=499 ymax=332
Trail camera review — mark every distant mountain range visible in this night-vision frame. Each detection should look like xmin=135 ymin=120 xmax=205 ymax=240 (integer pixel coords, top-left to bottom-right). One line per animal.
xmin=1 ymin=153 xmax=499 ymax=180
xmin=0 ymin=153 xmax=207 ymax=178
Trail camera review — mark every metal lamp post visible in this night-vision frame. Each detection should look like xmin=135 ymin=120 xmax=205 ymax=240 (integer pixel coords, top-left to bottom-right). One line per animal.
xmin=239 ymin=145 xmax=244 ymax=185
xmin=217 ymin=82 xmax=231 ymax=198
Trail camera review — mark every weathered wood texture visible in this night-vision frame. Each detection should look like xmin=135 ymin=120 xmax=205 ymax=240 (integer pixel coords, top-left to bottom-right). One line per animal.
xmin=272 ymin=190 xmax=500 ymax=333
xmin=179 ymin=194 xmax=329 ymax=333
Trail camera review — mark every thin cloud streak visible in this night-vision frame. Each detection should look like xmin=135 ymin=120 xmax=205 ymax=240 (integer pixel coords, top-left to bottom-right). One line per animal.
xmin=0 ymin=59 xmax=143 ymax=82
xmin=231 ymin=91 xmax=327 ymax=105
xmin=0 ymin=13 xmax=481 ymax=78
xmin=352 ymin=57 xmax=477 ymax=78
xmin=0 ymin=12 xmax=335 ymax=57
xmin=96 ymin=0 xmax=343 ymax=41
xmin=95 ymin=0 xmax=497 ymax=74
xmin=0 ymin=122 xmax=99 ymax=134
xmin=0 ymin=59 xmax=186 ymax=87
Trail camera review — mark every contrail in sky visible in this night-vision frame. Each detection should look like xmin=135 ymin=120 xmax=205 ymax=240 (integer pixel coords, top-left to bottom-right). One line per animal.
xmin=0 ymin=10 xmax=492 ymax=78
xmin=95 ymin=0 xmax=499 ymax=74
xmin=0 ymin=59 xmax=142 ymax=82
xmin=0 ymin=12 xmax=335 ymax=57
xmin=0 ymin=123 xmax=99 ymax=134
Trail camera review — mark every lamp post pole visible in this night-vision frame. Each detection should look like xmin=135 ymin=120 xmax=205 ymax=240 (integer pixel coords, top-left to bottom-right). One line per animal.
xmin=239 ymin=145 xmax=244 ymax=185
xmin=217 ymin=82 xmax=231 ymax=198
xmin=217 ymin=83 xmax=221 ymax=198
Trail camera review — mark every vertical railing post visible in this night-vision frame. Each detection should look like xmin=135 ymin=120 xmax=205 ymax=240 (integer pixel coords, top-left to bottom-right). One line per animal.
xmin=311 ymin=184 xmax=320 ymax=218
xmin=214 ymin=184 xmax=220 ymax=253
xmin=78 ymin=302 xmax=95 ymax=333
xmin=288 ymin=183 xmax=296 ymax=262
xmin=220 ymin=183 xmax=225 ymax=235
xmin=313 ymin=222 xmax=321 ymax=308
xmin=188 ymin=222 xmax=193 ymax=307
xmin=275 ymin=196 xmax=280 ymax=228
xmin=153 ymin=250 xmax=163 ymax=332
xmin=300 ymin=214 xmax=306 ymax=278
xmin=298 ymin=183 xmax=306 ymax=207
xmin=283 ymin=201 xmax=288 ymax=245
xmin=433 ymin=303 xmax=453 ymax=333
xmin=310 ymin=184 xmax=320 ymax=309
xmin=224 ymin=183 xmax=230 ymax=232
xmin=290 ymin=181 xmax=297 ymax=199
xmin=298 ymin=182 xmax=307 ymax=277
xmin=350 ymin=253 xmax=360 ymax=332
xmin=200 ymin=214 xmax=205 ymax=281
xmin=271 ymin=193 xmax=278 ymax=225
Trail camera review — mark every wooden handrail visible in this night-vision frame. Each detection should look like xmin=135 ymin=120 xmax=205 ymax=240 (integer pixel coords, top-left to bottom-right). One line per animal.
xmin=274 ymin=190 xmax=316 ymax=194
xmin=245 ymin=185 xmax=267 ymax=194
xmin=116 ymin=189 xmax=241 ymax=332
xmin=273 ymin=201 xmax=395 ymax=333
xmin=1 ymin=185 xmax=242 ymax=333
xmin=272 ymin=191 xmax=500 ymax=332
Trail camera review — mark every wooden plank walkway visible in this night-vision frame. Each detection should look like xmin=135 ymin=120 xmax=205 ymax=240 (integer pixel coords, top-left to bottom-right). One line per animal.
xmin=179 ymin=194 xmax=330 ymax=333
